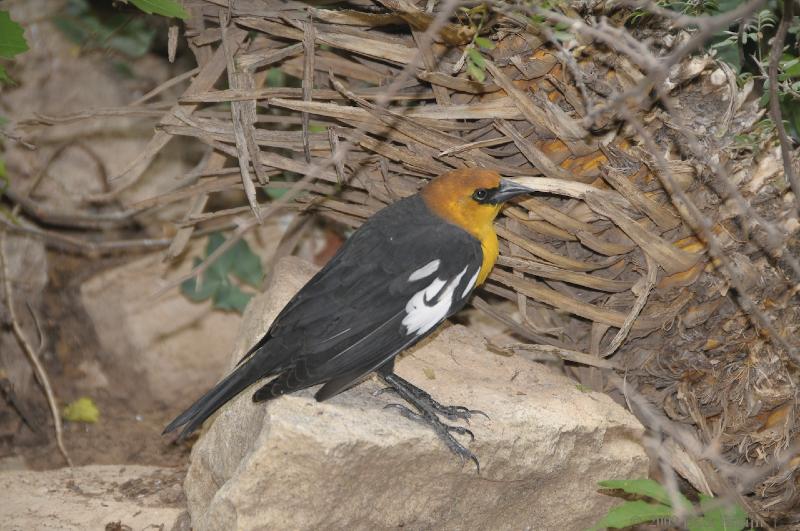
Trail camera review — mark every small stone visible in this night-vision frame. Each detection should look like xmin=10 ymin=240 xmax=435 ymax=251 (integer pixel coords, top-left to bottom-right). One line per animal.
xmin=710 ymin=68 xmax=726 ymax=86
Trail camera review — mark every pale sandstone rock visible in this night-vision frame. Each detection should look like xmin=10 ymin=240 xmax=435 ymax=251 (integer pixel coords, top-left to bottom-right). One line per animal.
xmin=79 ymin=227 xmax=286 ymax=408
xmin=0 ymin=465 xmax=186 ymax=530
xmin=184 ymin=257 xmax=648 ymax=530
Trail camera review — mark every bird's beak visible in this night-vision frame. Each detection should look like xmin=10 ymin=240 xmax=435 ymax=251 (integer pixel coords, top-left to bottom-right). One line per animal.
xmin=491 ymin=179 xmax=535 ymax=204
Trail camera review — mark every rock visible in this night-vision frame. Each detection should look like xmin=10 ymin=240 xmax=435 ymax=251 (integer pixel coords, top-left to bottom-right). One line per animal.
xmin=80 ymin=249 xmax=243 ymax=408
xmin=183 ymin=257 xmax=649 ymax=530
xmin=80 ymin=228 xmax=285 ymax=409
xmin=0 ymin=465 xmax=186 ymax=530
xmin=3 ymin=0 xmax=196 ymax=228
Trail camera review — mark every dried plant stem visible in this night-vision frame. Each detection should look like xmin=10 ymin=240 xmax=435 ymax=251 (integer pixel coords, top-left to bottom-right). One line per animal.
xmin=767 ymin=0 xmax=800 ymax=213
xmin=623 ymin=109 xmax=800 ymax=364
xmin=0 ymin=230 xmax=72 ymax=467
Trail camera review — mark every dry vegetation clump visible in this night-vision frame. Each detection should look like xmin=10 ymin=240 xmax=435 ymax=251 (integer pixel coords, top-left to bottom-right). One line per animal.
xmin=4 ymin=0 xmax=799 ymax=526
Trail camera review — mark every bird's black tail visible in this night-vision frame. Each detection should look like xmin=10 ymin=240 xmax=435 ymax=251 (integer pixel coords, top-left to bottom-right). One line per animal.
xmin=162 ymin=354 xmax=269 ymax=440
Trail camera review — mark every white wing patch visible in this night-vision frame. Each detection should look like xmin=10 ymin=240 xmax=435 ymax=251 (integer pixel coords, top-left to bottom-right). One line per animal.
xmin=402 ymin=266 xmax=468 ymax=336
xmin=408 ymin=259 xmax=440 ymax=281
xmin=462 ymin=269 xmax=479 ymax=298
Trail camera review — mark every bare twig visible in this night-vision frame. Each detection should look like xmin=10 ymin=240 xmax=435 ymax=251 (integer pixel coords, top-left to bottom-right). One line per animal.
xmin=603 ymin=254 xmax=657 ymax=357
xmin=302 ymin=13 xmax=316 ymax=163
xmin=0 ymin=230 xmax=72 ymax=466
xmin=767 ymin=0 xmax=800 ymax=213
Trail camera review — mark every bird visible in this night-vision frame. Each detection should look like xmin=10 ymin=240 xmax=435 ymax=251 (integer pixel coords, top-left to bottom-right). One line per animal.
xmin=163 ymin=168 xmax=533 ymax=470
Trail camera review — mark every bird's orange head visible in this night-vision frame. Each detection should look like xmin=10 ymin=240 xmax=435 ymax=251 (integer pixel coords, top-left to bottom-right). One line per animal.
xmin=421 ymin=169 xmax=533 ymax=285
xmin=420 ymin=169 xmax=532 ymax=239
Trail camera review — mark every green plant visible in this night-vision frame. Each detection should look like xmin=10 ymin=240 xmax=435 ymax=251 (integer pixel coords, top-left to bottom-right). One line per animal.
xmin=457 ymin=4 xmax=495 ymax=82
xmin=466 ymin=37 xmax=494 ymax=82
xmin=63 ymin=397 xmax=100 ymax=423
xmin=734 ymin=117 xmax=777 ymax=149
xmin=711 ymin=8 xmax=778 ymax=73
xmin=627 ymin=0 xmax=740 ymax=26
xmin=711 ymin=6 xmax=800 ymax=140
xmin=591 ymin=479 xmax=750 ymax=531
xmin=54 ymin=0 xmax=187 ymax=64
xmin=54 ymin=0 xmax=154 ymax=59
xmin=0 ymin=10 xmax=29 ymax=85
xmin=528 ymin=1 xmax=575 ymax=43
xmin=180 ymin=232 xmax=264 ymax=313
xmin=127 ymin=0 xmax=188 ymax=19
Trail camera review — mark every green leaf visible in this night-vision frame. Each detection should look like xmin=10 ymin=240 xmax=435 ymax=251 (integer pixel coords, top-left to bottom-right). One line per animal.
xmin=265 ymin=187 xmax=288 ymax=199
xmin=0 ymin=65 xmax=12 ymax=85
xmin=266 ymin=66 xmax=285 ymax=87
xmin=466 ymin=61 xmax=485 ymax=83
xmin=204 ymin=231 xmax=236 ymax=275
xmin=598 ymin=479 xmax=690 ymax=509
xmin=591 ymin=500 xmax=673 ymax=529
xmin=780 ymin=60 xmax=800 ymax=80
xmin=553 ymin=31 xmax=574 ymax=42
xmin=180 ymin=258 xmax=223 ymax=301
xmin=474 ymin=36 xmax=494 ymax=50
xmin=212 ymin=283 xmax=253 ymax=312
xmin=0 ymin=160 xmax=8 ymax=200
xmin=780 ymin=95 xmax=800 ymax=142
xmin=467 ymin=47 xmax=485 ymax=69
xmin=687 ymin=495 xmax=748 ymax=531
xmin=63 ymin=397 xmax=100 ymax=423
xmin=129 ymin=0 xmax=188 ymax=19
xmin=54 ymin=5 xmax=157 ymax=59
xmin=0 ymin=11 xmax=29 ymax=59
xmin=106 ymin=24 xmax=156 ymax=57
xmin=713 ymin=44 xmax=741 ymax=74
xmin=181 ymin=233 xmax=260 ymax=313
xmin=230 ymin=242 xmax=264 ymax=287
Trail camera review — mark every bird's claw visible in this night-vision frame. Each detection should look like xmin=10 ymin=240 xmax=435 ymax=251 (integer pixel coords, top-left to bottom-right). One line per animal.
xmin=383 ymin=403 xmax=421 ymax=421
xmin=373 ymin=386 xmax=398 ymax=397
xmin=433 ymin=404 xmax=490 ymax=422
xmin=399 ymin=382 xmax=489 ymax=422
xmin=447 ymin=425 xmax=475 ymax=441
xmin=443 ymin=434 xmax=480 ymax=474
xmin=383 ymin=402 xmax=481 ymax=473
xmin=378 ymin=373 xmax=484 ymax=473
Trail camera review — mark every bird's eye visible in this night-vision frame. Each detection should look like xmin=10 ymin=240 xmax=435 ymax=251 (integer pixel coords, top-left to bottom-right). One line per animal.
xmin=473 ymin=188 xmax=488 ymax=201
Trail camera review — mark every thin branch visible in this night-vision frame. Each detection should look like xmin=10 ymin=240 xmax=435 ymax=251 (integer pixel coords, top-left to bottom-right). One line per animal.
xmin=0 ymin=230 xmax=72 ymax=466
xmin=767 ymin=0 xmax=800 ymax=213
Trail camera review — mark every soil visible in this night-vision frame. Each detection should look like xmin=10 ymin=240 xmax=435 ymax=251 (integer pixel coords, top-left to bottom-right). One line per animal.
xmin=2 ymin=251 xmax=193 ymax=471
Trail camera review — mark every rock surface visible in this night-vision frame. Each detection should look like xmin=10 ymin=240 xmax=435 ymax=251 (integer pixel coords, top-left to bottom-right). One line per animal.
xmin=80 ymin=226 xmax=286 ymax=408
xmin=0 ymin=465 xmax=187 ymax=530
xmin=184 ymin=257 xmax=649 ymax=530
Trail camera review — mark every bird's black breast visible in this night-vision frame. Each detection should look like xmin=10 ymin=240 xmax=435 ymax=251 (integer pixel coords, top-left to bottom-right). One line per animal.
xmin=246 ymin=194 xmax=484 ymax=400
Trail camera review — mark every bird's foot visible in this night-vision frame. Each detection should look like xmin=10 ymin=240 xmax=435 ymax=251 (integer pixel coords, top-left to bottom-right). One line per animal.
xmin=383 ymin=403 xmax=480 ymax=473
xmin=377 ymin=378 xmax=488 ymax=422
xmin=378 ymin=372 xmax=485 ymax=472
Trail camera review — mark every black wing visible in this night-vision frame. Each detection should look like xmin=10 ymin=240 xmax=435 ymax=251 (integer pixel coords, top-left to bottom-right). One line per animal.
xmin=253 ymin=194 xmax=483 ymax=400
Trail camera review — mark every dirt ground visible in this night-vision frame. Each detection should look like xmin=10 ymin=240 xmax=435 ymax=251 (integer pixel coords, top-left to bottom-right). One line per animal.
xmin=2 ymin=252 xmax=194 ymax=471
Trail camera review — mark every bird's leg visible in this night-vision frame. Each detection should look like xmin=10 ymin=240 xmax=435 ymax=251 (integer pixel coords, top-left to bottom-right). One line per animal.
xmin=379 ymin=371 xmax=488 ymax=421
xmin=378 ymin=370 xmax=482 ymax=472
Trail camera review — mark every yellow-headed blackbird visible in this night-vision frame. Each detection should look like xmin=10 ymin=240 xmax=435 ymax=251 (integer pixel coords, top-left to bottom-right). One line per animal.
xmin=164 ymin=169 xmax=533 ymax=469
